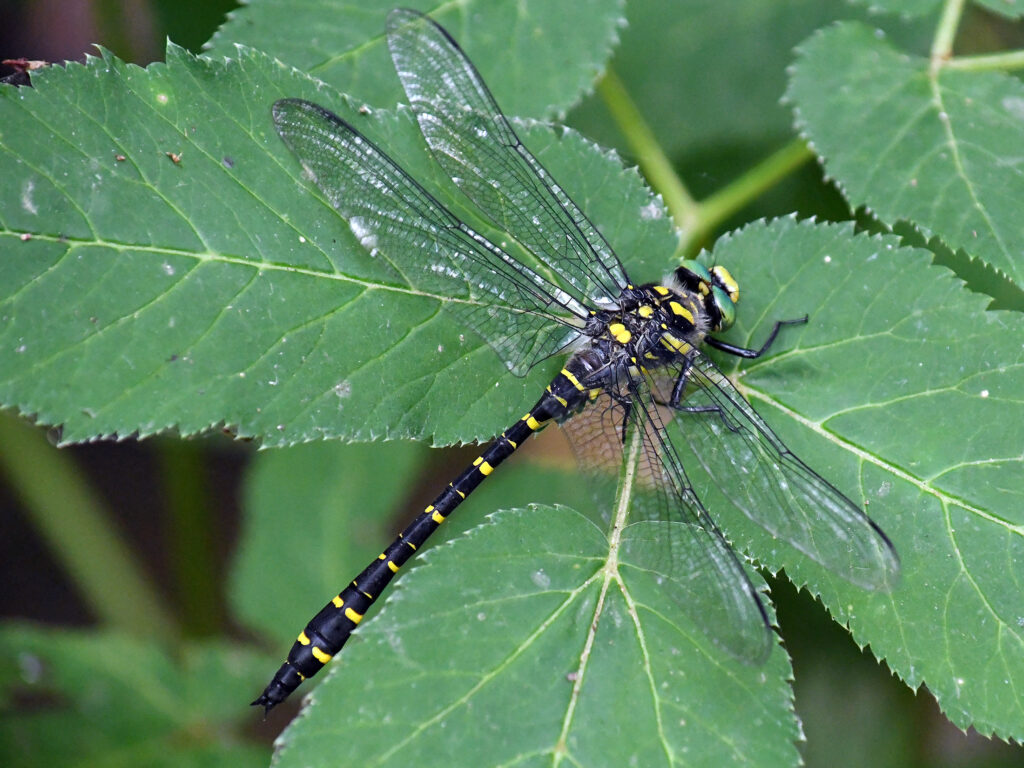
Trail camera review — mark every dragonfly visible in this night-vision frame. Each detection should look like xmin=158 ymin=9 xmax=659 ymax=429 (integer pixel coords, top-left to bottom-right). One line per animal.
xmin=254 ymin=8 xmax=899 ymax=713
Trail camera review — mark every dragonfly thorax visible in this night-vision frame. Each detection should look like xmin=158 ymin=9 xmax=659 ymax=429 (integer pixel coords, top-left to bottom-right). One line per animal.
xmin=575 ymin=261 xmax=742 ymax=383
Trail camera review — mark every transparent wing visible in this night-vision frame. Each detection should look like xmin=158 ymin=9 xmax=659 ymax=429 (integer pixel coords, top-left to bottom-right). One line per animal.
xmin=272 ymin=99 xmax=588 ymax=375
xmin=666 ymin=351 xmax=901 ymax=590
xmin=562 ymin=370 xmax=773 ymax=663
xmin=386 ymin=8 xmax=630 ymax=309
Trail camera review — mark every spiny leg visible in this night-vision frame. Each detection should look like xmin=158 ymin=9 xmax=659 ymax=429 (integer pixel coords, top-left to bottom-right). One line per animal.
xmin=703 ymin=315 xmax=807 ymax=359
xmin=664 ymin=357 xmax=742 ymax=433
xmin=610 ymin=391 xmax=633 ymax=445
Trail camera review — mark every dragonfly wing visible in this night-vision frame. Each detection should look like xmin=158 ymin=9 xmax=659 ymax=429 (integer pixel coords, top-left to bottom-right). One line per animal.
xmin=386 ymin=9 xmax=630 ymax=308
xmin=669 ymin=351 xmax=900 ymax=590
xmin=272 ymin=99 xmax=587 ymax=375
xmin=562 ymin=369 xmax=774 ymax=663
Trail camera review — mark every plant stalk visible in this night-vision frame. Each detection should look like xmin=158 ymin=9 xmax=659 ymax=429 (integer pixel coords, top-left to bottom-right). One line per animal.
xmin=596 ymin=67 xmax=699 ymax=237
xmin=0 ymin=413 xmax=176 ymax=638
xmin=931 ymin=0 xmax=966 ymax=70
xmin=686 ymin=140 xmax=815 ymax=253
xmin=945 ymin=49 xmax=1024 ymax=72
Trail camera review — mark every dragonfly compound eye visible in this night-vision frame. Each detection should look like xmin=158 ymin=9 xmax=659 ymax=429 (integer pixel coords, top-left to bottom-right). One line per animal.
xmin=675 ymin=260 xmax=712 ymax=293
xmin=711 ymin=285 xmax=736 ymax=330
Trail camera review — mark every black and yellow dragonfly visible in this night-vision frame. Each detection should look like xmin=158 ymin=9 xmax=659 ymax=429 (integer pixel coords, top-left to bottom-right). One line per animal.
xmin=254 ymin=8 xmax=899 ymax=713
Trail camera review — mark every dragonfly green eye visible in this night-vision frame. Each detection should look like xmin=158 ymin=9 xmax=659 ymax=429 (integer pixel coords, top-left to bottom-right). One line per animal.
xmin=678 ymin=261 xmax=737 ymax=330
xmin=677 ymin=260 xmax=712 ymax=288
xmin=712 ymin=285 xmax=736 ymax=330
xmin=709 ymin=265 xmax=739 ymax=330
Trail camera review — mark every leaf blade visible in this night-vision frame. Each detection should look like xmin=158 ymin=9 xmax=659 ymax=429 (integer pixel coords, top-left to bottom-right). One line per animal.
xmin=272 ymin=506 xmax=798 ymax=768
xmin=207 ymin=0 xmax=625 ymax=120
xmin=789 ymin=22 xmax=1024 ymax=284
xmin=701 ymin=217 xmax=1024 ymax=740
xmin=0 ymin=44 xmax=676 ymax=447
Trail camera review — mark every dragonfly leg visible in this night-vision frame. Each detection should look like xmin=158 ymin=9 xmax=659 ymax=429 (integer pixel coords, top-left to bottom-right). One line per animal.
xmin=704 ymin=315 xmax=807 ymax=359
xmin=669 ymin=357 xmax=694 ymax=408
xmin=664 ymin=357 xmax=741 ymax=432
xmin=609 ymin=391 xmax=632 ymax=445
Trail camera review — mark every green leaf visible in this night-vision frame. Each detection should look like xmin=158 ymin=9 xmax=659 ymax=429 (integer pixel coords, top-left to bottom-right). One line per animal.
xmin=788 ymin=22 xmax=1024 ymax=284
xmin=700 ymin=218 xmax=1023 ymax=741
xmin=272 ymin=505 xmax=798 ymax=768
xmin=567 ymin=1 xmax=933 ymax=232
xmin=207 ymin=0 xmax=625 ymax=120
xmin=4 ymin=5 xmax=1022 ymax=758
xmin=974 ymin=0 xmax=1024 ymax=17
xmin=0 ymin=44 xmax=676 ymax=447
xmin=0 ymin=624 xmax=269 ymax=768
xmin=249 ymin=219 xmax=1022 ymax=762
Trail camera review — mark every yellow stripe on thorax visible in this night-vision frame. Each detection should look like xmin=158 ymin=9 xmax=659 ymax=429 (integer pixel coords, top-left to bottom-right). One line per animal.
xmin=660 ymin=333 xmax=693 ymax=355
xmin=668 ymin=301 xmax=694 ymax=324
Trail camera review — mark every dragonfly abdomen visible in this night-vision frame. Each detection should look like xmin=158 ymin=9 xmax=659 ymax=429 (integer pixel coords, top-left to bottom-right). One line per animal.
xmin=253 ymin=366 xmax=592 ymax=712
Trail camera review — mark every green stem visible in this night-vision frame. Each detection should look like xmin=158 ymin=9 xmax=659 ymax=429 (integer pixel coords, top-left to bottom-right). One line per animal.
xmin=945 ymin=49 xmax=1024 ymax=72
xmin=931 ymin=0 xmax=966 ymax=69
xmin=158 ymin=438 xmax=220 ymax=638
xmin=596 ymin=67 xmax=699 ymax=236
xmin=0 ymin=412 xmax=176 ymax=638
xmin=685 ymin=139 xmax=815 ymax=253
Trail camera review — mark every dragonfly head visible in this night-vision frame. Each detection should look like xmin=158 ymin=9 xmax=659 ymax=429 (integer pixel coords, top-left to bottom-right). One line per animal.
xmin=675 ymin=261 xmax=739 ymax=332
